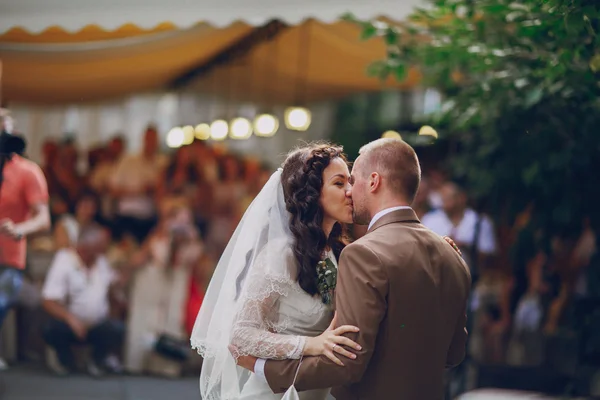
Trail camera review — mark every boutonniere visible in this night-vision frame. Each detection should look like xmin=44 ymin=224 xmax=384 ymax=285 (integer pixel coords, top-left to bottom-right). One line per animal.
xmin=316 ymin=257 xmax=337 ymax=305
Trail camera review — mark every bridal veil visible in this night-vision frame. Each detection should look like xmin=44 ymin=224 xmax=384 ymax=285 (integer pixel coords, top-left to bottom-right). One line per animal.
xmin=191 ymin=168 xmax=302 ymax=399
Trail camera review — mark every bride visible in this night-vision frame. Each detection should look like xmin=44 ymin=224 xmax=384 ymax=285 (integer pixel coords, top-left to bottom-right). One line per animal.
xmin=191 ymin=143 xmax=360 ymax=399
xmin=191 ymin=143 xmax=459 ymax=399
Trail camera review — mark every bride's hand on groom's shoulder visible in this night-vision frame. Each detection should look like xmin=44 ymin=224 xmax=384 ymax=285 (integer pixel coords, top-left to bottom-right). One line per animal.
xmin=443 ymin=236 xmax=462 ymax=256
xmin=303 ymin=317 xmax=361 ymax=366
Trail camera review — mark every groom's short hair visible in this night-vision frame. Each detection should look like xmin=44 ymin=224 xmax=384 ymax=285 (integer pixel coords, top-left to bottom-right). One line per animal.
xmin=358 ymin=138 xmax=421 ymax=203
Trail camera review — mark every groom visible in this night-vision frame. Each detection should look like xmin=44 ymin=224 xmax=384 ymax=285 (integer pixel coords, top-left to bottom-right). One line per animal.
xmin=243 ymin=138 xmax=471 ymax=399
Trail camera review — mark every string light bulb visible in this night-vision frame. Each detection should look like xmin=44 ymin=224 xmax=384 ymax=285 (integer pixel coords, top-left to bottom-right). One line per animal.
xmin=284 ymin=107 xmax=311 ymax=131
xmin=381 ymin=130 xmax=402 ymax=140
xmin=229 ymin=117 xmax=253 ymax=139
xmin=182 ymin=125 xmax=195 ymax=145
xmin=210 ymin=120 xmax=229 ymax=141
xmin=166 ymin=127 xmax=184 ymax=148
xmin=254 ymin=114 xmax=279 ymax=137
xmin=418 ymin=125 xmax=438 ymax=139
xmin=194 ymin=123 xmax=211 ymax=140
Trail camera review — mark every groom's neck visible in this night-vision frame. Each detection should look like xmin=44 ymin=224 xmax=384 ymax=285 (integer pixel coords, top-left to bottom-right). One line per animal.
xmin=370 ymin=196 xmax=411 ymax=217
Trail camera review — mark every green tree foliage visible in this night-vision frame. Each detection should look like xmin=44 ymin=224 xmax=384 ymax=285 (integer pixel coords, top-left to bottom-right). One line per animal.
xmin=347 ymin=0 xmax=600 ymax=237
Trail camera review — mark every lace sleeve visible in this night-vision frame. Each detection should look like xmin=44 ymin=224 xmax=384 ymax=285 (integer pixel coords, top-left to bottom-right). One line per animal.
xmin=229 ymin=243 xmax=306 ymax=360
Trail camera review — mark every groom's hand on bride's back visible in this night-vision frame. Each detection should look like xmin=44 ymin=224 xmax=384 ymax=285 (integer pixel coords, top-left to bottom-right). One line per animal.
xmin=228 ymin=344 xmax=258 ymax=372
xmin=237 ymin=355 xmax=258 ymax=372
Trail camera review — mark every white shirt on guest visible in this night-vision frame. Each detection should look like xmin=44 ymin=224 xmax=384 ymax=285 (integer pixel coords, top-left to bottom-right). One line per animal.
xmin=109 ymin=154 xmax=167 ymax=219
xmin=42 ymin=249 xmax=117 ymax=326
xmin=421 ymin=208 xmax=496 ymax=255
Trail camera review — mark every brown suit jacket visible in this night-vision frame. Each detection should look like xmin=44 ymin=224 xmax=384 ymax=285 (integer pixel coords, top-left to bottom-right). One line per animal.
xmin=263 ymin=209 xmax=471 ymax=400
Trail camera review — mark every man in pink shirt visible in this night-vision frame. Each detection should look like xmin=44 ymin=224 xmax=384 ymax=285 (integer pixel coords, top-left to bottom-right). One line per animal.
xmin=0 ymin=109 xmax=50 ymax=333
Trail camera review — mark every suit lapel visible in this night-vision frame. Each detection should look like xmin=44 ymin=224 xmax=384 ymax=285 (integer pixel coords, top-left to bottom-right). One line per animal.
xmin=367 ymin=208 xmax=420 ymax=234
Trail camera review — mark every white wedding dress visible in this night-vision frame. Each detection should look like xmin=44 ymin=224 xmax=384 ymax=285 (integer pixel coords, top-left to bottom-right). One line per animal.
xmin=234 ymin=245 xmax=337 ymax=400
xmin=191 ymin=168 xmax=337 ymax=400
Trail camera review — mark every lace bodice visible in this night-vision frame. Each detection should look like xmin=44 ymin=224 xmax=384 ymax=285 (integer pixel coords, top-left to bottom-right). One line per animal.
xmin=229 ymin=241 xmax=336 ymax=360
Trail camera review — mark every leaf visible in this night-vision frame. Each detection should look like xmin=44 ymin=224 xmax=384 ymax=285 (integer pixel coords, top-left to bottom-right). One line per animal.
xmin=341 ymin=12 xmax=358 ymax=23
xmin=361 ymin=23 xmax=378 ymax=40
xmin=590 ymin=54 xmax=600 ymax=73
xmin=481 ymin=4 xmax=509 ymax=14
xmin=565 ymin=12 xmax=584 ymax=35
xmin=508 ymin=2 xmax=530 ymax=12
xmin=366 ymin=60 xmax=390 ymax=80
xmin=393 ymin=64 xmax=408 ymax=81
xmin=583 ymin=14 xmax=596 ymax=36
xmin=385 ymin=27 xmax=400 ymax=46
xmin=457 ymin=104 xmax=480 ymax=127
xmin=524 ymin=87 xmax=543 ymax=108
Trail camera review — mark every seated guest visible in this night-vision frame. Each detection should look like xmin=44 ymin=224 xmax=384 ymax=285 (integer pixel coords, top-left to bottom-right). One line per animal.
xmin=124 ymin=201 xmax=202 ymax=374
xmin=41 ymin=226 xmax=124 ymax=376
xmin=53 ymin=191 xmax=100 ymax=250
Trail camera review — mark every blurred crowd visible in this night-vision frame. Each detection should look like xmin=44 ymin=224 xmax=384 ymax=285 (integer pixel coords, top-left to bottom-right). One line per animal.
xmin=1 ymin=123 xmax=597 ymax=385
xmin=413 ymin=171 xmax=598 ymax=374
xmin=3 ymin=125 xmax=272 ymax=377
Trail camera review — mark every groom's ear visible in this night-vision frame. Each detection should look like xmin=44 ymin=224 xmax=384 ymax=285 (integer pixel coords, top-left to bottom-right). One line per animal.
xmin=369 ymin=172 xmax=381 ymax=193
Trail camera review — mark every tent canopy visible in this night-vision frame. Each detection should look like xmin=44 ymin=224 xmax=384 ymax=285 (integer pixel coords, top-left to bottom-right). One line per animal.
xmin=0 ymin=0 xmax=420 ymax=33
xmin=0 ymin=1 xmax=423 ymax=104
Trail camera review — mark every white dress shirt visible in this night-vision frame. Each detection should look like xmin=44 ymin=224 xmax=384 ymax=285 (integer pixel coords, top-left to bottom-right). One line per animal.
xmin=368 ymin=206 xmax=413 ymax=231
xmin=254 ymin=354 xmax=268 ymax=381
xmin=42 ymin=249 xmax=117 ymax=325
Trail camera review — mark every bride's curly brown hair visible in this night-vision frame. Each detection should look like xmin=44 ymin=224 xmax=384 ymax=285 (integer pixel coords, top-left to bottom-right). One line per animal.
xmin=280 ymin=143 xmax=349 ymax=297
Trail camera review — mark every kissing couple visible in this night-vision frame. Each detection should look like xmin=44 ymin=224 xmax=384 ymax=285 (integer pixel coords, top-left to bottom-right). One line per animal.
xmin=191 ymin=138 xmax=471 ymax=400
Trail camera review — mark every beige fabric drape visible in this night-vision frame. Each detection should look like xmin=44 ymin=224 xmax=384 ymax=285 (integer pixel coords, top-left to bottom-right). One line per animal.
xmin=0 ymin=20 xmax=419 ymax=105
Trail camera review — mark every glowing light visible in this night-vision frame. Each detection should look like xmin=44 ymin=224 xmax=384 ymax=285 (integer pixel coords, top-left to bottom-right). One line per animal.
xmin=253 ymin=114 xmax=279 ymax=137
xmin=166 ymin=127 xmax=184 ymax=148
xmin=210 ymin=120 xmax=229 ymax=141
xmin=194 ymin=123 xmax=211 ymax=140
xmin=182 ymin=125 xmax=195 ymax=145
xmin=381 ymin=130 xmax=402 ymax=140
xmin=418 ymin=125 xmax=438 ymax=138
xmin=284 ymin=107 xmax=311 ymax=131
xmin=229 ymin=118 xmax=253 ymax=139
